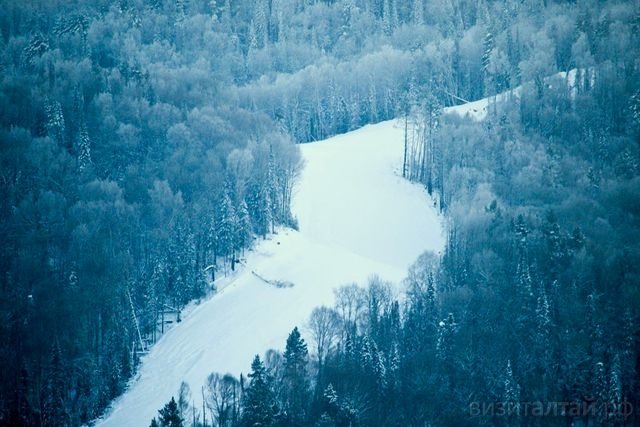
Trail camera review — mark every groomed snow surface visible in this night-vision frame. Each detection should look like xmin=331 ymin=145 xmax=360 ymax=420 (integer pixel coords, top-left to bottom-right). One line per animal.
xmin=96 ymin=119 xmax=445 ymax=427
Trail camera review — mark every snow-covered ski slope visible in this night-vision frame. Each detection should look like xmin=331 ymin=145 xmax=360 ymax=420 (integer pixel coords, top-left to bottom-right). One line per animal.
xmin=96 ymin=120 xmax=445 ymax=426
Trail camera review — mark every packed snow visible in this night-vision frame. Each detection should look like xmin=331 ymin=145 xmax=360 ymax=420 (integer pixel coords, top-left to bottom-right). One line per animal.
xmin=96 ymin=119 xmax=445 ymax=426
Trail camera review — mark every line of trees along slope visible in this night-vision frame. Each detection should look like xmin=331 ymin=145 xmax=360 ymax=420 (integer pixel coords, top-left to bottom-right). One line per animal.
xmin=235 ymin=0 xmax=640 ymax=143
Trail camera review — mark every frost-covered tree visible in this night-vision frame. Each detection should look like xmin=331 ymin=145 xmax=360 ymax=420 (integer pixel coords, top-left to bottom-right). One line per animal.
xmin=503 ymin=360 xmax=520 ymax=417
xmin=630 ymin=90 xmax=640 ymax=132
xmin=413 ymin=0 xmax=424 ymax=25
xmin=216 ymin=187 xmax=237 ymax=265
xmin=382 ymin=0 xmax=398 ymax=35
xmin=45 ymin=100 xmax=66 ymax=147
xmin=76 ymin=120 xmax=92 ymax=171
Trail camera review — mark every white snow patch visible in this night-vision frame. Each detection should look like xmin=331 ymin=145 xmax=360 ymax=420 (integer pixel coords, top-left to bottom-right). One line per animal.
xmin=444 ymin=88 xmax=521 ymax=121
xmin=95 ymin=119 xmax=444 ymax=427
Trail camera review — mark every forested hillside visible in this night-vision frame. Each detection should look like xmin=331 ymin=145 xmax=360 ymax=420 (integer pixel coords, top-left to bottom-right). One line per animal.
xmin=0 ymin=1 xmax=303 ymax=425
xmin=151 ymin=0 xmax=639 ymax=426
xmin=163 ymin=64 xmax=640 ymax=425
xmin=1 ymin=0 xmax=639 ymax=425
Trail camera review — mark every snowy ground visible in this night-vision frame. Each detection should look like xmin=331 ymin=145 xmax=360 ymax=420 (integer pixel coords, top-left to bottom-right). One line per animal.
xmin=95 ymin=120 xmax=445 ymax=426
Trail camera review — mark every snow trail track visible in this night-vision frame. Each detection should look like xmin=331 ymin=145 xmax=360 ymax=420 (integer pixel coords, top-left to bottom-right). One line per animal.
xmin=96 ymin=119 xmax=445 ymax=426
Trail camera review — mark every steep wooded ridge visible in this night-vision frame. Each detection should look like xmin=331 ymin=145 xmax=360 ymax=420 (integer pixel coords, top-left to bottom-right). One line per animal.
xmin=0 ymin=0 xmax=639 ymax=426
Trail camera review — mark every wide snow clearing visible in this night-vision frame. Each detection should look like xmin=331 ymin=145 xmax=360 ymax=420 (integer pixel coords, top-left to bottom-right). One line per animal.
xmin=96 ymin=119 xmax=445 ymax=426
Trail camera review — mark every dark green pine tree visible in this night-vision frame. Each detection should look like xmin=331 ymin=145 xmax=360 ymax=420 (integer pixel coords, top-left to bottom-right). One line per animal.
xmin=9 ymin=366 xmax=33 ymax=426
xmin=43 ymin=341 xmax=69 ymax=427
xmin=284 ymin=327 xmax=308 ymax=371
xmin=246 ymin=178 xmax=272 ymax=239
xmin=282 ymin=327 xmax=310 ymax=426
xmin=158 ymin=397 xmax=183 ymax=427
xmin=242 ymin=355 xmax=277 ymax=427
xmin=150 ymin=418 xmax=159 ymax=427
xmin=542 ymin=210 xmax=567 ymax=280
xmin=436 ymin=312 xmax=458 ymax=387
xmin=482 ymin=30 xmax=495 ymax=95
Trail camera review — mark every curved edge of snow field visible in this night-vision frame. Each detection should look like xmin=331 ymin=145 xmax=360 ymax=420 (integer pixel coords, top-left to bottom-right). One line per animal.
xmin=94 ymin=118 xmax=444 ymax=427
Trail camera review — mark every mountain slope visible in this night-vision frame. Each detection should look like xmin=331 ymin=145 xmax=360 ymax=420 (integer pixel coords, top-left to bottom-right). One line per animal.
xmin=96 ymin=119 xmax=444 ymax=426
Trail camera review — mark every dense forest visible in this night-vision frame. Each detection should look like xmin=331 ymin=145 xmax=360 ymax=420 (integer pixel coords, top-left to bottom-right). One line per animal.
xmin=155 ymin=61 xmax=640 ymax=426
xmin=1 ymin=0 xmax=303 ymax=425
xmin=1 ymin=0 xmax=639 ymax=425
xmin=147 ymin=0 xmax=638 ymax=426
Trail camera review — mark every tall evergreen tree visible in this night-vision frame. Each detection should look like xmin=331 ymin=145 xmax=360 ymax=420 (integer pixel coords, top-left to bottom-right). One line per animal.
xmin=242 ymin=355 xmax=276 ymax=427
xmin=503 ymin=360 xmax=520 ymax=421
xmin=42 ymin=341 xmax=68 ymax=427
xmin=282 ymin=327 xmax=310 ymax=426
xmin=236 ymin=198 xmax=254 ymax=254
xmin=216 ymin=187 xmax=238 ymax=265
xmin=158 ymin=397 xmax=183 ymax=427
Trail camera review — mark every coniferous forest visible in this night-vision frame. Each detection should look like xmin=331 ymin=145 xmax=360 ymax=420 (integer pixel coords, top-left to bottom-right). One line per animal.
xmin=1 ymin=0 xmax=639 ymax=426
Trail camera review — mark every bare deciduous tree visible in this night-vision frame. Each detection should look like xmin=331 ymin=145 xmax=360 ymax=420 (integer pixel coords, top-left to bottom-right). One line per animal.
xmin=308 ymin=306 xmax=340 ymax=366
xmin=333 ymin=284 xmax=367 ymax=340
xmin=205 ymin=373 xmax=240 ymax=427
